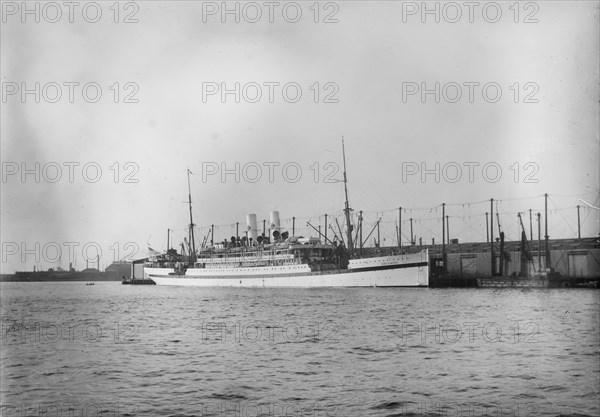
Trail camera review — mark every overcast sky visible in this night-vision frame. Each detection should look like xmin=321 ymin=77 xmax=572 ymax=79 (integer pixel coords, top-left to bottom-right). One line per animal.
xmin=1 ymin=1 xmax=598 ymax=272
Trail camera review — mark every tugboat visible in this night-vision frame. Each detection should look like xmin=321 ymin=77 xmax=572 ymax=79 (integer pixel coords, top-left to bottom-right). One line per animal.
xmin=476 ymin=212 xmax=560 ymax=288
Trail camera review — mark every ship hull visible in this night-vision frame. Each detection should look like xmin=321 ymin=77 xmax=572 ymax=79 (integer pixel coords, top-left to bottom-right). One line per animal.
xmin=146 ymin=253 xmax=429 ymax=288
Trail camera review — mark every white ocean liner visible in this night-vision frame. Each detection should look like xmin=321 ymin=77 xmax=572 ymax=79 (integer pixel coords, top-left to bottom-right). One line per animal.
xmin=145 ymin=141 xmax=429 ymax=287
xmin=146 ymin=248 xmax=429 ymax=287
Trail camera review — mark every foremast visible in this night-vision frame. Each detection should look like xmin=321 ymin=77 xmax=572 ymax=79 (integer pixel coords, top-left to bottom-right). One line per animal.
xmin=341 ymin=138 xmax=354 ymax=256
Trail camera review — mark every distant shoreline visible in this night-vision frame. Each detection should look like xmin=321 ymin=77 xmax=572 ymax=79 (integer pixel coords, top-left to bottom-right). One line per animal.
xmin=0 ymin=273 xmax=122 ymax=282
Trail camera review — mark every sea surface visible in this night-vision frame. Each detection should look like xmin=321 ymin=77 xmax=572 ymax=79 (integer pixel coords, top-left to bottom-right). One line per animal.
xmin=1 ymin=283 xmax=598 ymax=417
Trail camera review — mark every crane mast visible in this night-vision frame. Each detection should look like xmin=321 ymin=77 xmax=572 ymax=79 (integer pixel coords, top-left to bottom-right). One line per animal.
xmin=187 ymin=169 xmax=196 ymax=264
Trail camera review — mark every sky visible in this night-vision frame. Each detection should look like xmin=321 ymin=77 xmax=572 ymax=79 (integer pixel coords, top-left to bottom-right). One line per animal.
xmin=1 ymin=0 xmax=599 ymax=273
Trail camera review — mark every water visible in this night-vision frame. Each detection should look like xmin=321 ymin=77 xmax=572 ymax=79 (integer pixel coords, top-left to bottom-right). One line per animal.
xmin=1 ymin=283 xmax=598 ymax=417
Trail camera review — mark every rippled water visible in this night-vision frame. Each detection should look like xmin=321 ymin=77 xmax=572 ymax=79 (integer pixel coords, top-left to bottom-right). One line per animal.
xmin=1 ymin=283 xmax=598 ymax=417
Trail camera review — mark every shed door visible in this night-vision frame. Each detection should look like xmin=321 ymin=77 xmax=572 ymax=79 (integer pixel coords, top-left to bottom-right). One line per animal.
xmin=460 ymin=256 xmax=476 ymax=276
xmin=568 ymin=253 xmax=587 ymax=277
xmin=529 ymin=256 xmax=546 ymax=274
xmin=134 ymin=263 xmax=145 ymax=279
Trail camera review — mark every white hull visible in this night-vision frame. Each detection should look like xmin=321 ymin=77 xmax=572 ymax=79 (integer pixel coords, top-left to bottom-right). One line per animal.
xmin=146 ymin=251 xmax=429 ymax=288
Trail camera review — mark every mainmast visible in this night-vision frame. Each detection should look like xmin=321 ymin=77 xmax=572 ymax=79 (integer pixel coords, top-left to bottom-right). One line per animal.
xmin=187 ymin=169 xmax=196 ymax=263
xmin=341 ymin=138 xmax=354 ymax=253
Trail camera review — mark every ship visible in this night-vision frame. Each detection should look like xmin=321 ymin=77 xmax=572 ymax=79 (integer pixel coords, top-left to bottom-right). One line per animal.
xmin=4 ymin=259 xmax=124 ymax=282
xmin=145 ymin=141 xmax=429 ymax=287
xmin=8 ymin=265 xmax=120 ymax=282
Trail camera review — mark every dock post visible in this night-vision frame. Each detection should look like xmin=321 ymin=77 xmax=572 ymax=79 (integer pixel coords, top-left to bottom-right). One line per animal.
xmin=442 ymin=203 xmax=445 ymax=250
xmin=544 ymin=193 xmax=550 ymax=270
xmin=537 ymin=212 xmax=542 ymax=270
xmin=490 ymin=199 xmax=495 ymax=276
xmin=529 ymin=209 xmax=533 ymax=241
xmin=398 ymin=207 xmax=402 ymax=251
xmin=577 ymin=205 xmax=581 ymax=239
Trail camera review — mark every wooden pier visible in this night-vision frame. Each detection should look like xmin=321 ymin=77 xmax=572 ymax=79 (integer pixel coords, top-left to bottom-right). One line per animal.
xmin=122 ymin=278 xmax=155 ymax=285
xmin=477 ymin=276 xmax=549 ymax=288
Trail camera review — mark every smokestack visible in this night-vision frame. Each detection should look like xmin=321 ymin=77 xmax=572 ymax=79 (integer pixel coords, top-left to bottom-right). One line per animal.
xmin=246 ymin=213 xmax=258 ymax=243
xmin=269 ymin=211 xmax=281 ymax=239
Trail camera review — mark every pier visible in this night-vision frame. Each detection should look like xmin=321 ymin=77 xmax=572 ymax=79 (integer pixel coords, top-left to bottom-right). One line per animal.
xmin=398 ymin=237 xmax=599 ymax=288
xmin=122 ymin=278 xmax=155 ymax=285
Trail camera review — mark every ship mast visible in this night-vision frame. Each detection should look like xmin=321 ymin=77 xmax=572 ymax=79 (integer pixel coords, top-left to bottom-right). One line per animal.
xmin=187 ymin=168 xmax=196 ymax=263
xmin=341 ymin=138 xmax=354 ymax=254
